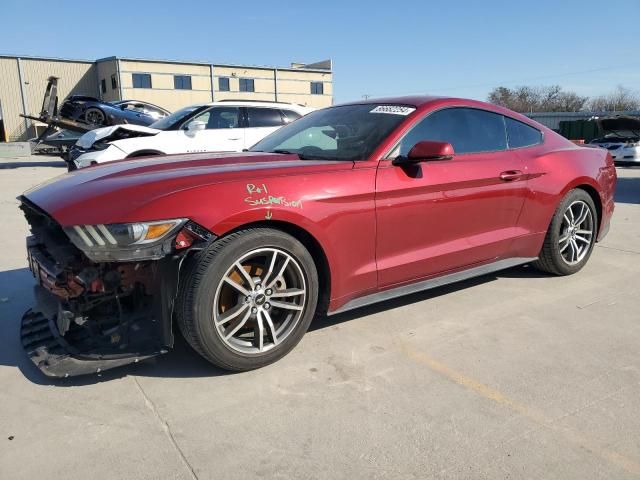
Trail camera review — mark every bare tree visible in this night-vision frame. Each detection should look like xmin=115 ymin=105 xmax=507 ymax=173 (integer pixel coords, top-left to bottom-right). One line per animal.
xmin=488 ymin=85 xmax=588 ymax=113
xmin=587 ymin=86 xmax=640 ymax=112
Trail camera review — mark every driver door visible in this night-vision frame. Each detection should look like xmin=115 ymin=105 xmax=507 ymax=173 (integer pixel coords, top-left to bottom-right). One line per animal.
xmin=375 ymin=107 xmax=529 ymax=288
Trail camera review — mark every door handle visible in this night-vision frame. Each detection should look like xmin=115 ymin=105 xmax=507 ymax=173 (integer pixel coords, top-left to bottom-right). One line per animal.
xmin=229 ymin=137 xmax=242 ymax=140
xmin=499 ymin=170 xmax=525 ymax=182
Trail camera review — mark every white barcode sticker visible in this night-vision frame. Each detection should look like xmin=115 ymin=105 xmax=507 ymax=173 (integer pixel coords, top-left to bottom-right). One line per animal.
xmin=370 ymin=105 xmax=416 ymax=116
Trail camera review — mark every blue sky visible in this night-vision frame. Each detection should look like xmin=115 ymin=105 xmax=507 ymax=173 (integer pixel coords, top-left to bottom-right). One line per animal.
xmin=2 ymin=0 xmax=639 ymax=103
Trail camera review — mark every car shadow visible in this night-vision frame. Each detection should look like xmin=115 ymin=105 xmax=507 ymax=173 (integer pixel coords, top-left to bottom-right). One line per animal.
xmin=615 ymin=175 xmax=640 ymax=205
xmin=0 ymin=267 xmax=233 ymax=386
xmin=0 ymin=161 xmax=66 ymax=169
xmin=1 ymin=263 xmax=547 ymax=386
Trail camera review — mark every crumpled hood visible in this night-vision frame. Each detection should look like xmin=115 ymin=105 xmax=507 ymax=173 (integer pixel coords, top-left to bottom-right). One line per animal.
xmin=23 ymin=151 xmax=352 ymax=226
xmin=599 ymin=116 xmax=640 ymax=134
xmin=76 ymin=124 xmax=160 ymax=148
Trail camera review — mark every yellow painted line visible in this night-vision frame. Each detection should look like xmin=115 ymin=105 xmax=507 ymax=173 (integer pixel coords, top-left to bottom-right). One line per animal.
xmin=399 ymin=342 xmax=640 ymax=476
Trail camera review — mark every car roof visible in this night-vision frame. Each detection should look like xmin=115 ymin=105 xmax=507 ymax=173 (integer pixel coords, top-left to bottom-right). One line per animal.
xmin=333 ymin=95 xmax=549 ymax=128
xmin=192 ymin=100 xmax=310 ymax=111
xmin=335 ymin=95 xmax=445 ymax=108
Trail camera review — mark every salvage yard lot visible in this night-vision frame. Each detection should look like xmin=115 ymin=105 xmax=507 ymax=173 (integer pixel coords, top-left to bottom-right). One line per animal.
xmin=1 ymin=157 xmax=639 ymax=480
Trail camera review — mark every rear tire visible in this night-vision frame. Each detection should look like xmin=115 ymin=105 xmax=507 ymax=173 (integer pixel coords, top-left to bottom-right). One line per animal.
xmin=533 ymin=189 xmax=598 ymax=276
xmin=176 ymin=228 xmax=319 ymax=371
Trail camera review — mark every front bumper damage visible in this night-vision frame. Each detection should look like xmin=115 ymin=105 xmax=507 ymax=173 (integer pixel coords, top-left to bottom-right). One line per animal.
xmin=21 ymin=308 xmax=165 ymax=377
xmin=19 ymin=199 xmax=201 ymax=378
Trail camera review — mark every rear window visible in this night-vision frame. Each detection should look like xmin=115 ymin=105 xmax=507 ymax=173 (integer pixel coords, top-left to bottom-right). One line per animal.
xmin=247 ymin=108 xmax=284 ymax=128
xmin=506 ymin=117 xmax=543 ymax=149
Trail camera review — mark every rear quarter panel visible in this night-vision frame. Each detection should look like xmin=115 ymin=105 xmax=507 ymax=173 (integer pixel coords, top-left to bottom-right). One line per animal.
xmin=515 ymin=143 xmax=616 ymax=257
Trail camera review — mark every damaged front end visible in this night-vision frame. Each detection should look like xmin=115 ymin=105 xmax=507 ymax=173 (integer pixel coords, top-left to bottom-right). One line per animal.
xmin=19 ymin=198 xmax=212 ymax=378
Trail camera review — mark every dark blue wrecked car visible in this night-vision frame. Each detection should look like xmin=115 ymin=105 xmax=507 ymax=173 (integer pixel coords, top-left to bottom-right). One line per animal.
xmin=59 ymin=96 xmax=170 ymax=127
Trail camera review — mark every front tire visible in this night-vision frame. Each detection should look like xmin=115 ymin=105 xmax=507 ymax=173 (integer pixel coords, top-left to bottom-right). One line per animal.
xmin=84 ymin=107 xmax=106 ymax=126
xmin=533 ymin=189 xmax=598 ymax=276
xmin=176 ymin=228 xmax=319 ymax=371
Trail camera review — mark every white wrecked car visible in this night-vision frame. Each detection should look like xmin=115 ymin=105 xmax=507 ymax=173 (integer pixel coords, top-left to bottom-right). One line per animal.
xmin=67 ymin=101 xmax=313 ymax=169
xmin=588 ymin=116 xmax=640 ymax=165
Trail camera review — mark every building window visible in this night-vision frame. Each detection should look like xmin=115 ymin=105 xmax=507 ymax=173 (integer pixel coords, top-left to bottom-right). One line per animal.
xmin=132 ymin=73 xmax=152 ymax=89
xmin=111 ymin=74 xmax=118 ymax=90
xmin=311 ymin=82 xmax=324 ymax=95
xmin=174 ymin=75 xmax=192 ymax=90
xmin=100 ymin=79 xmax=107 ymax=94
xmin=218 ymin=77 xmax=230 ymax=92
xmin=239 ymin=78 xmax=255 ymax=92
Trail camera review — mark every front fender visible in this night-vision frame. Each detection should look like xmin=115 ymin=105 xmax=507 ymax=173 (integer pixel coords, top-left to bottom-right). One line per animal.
xmin=125 ymin=169 xmax=379 ymax=311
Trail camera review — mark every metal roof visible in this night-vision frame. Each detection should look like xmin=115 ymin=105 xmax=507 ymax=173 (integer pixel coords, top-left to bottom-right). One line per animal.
xmin=96 ymin=56 xmax=332 ymax=73
xmin=528 ymin=110 xmax=640 ymax=118
xmin=0 ymin=53 xmax=332 ymax=73
xmin=526 ymin=111 xmax=640 ymax=130
xmin=0 ymin=53 xmax=94 ymax=64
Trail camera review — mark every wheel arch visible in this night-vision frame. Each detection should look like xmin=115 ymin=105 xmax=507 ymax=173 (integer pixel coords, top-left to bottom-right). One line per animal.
xmin=574 ymin=184 xmax=602 ymax=236
xmin=220 ymin=219 xmax=331 ymax=314
xmin=562 ymin=178 xmax=603 ymax=237
xmin=126 ymin=149 xmax=165 ymax=159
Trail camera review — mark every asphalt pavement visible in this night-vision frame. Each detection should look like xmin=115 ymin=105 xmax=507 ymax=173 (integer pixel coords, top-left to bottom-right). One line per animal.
xmin=1 ymin=156 xmax=639 ymax=479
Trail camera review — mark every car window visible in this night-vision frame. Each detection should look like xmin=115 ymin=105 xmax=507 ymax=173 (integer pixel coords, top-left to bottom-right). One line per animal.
xmin=143 ymin=105 xmax=167 ymax=119
xmin=122 ymin=103 xmax=146 ymax=113
xmin=150 ymin=106 xmax=201 ymax=130
xmin=247 ymin=108 xmax=285 ymax=128
xmin=397 ymin=107 xmax=507 ymax=156
xmin=185 ymin=107 xmax=240 ymax=130
xmin=505 ymin=117 xmax=542 ymax=148
xmin=251 ymin=104 xmax=410 ymax=161
xmin=281 ymin=110 xmax=302 ymax=123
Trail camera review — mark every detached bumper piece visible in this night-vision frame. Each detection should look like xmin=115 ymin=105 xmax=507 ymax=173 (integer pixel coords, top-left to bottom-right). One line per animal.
xmin=21 ymin=309 xmax=165 ymax=378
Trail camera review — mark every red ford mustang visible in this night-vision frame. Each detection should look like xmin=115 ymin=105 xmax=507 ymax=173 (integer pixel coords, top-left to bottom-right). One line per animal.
xmin=20 ymin=96 xmax=616 ymax=377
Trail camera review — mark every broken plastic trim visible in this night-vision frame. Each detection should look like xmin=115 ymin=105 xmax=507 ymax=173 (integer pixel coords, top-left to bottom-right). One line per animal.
xmin=21 ymin=309 xmax=166 ymax=378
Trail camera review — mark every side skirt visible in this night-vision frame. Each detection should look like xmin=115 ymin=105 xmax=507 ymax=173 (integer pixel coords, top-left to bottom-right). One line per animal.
xmin=329 ymin=257 xmax=537 ymax=316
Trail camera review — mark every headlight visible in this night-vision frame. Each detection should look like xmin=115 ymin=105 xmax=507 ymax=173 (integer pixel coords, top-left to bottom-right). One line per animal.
xmin=64 ymin=219 xmax=187 ymax=262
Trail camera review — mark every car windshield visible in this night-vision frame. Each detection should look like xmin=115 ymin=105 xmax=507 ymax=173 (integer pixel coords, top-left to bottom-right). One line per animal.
xmin=150 ymin=105 xmax=202 ymax=130
xmin=250 ymin=104 xmax=414 ymax=160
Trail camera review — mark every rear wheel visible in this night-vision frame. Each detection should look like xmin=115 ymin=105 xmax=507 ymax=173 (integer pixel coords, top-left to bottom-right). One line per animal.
xmin=176 ymin=228 xmax=318 ymax=371
xmin=533 ymin=189 xmax=597 ymax=276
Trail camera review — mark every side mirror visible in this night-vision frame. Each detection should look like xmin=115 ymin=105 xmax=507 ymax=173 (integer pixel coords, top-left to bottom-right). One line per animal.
xmin=393 ymin=141 xmax=454 ymax=165
xmin=187 ymin=121 xmax=206 ymax=134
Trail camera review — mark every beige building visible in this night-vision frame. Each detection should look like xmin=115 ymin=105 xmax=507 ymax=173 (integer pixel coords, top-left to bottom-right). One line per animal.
xmin=0 ymin=54 xmax=333 ymax=142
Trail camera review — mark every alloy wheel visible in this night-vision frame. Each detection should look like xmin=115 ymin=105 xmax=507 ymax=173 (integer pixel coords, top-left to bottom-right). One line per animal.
xmin=558 ymin=200 xmax=594 ymax=265
xmin=85 ymin=109 xmax=105 ymax=126
xmin=213 ymin=247 xmax=306 ymax=354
